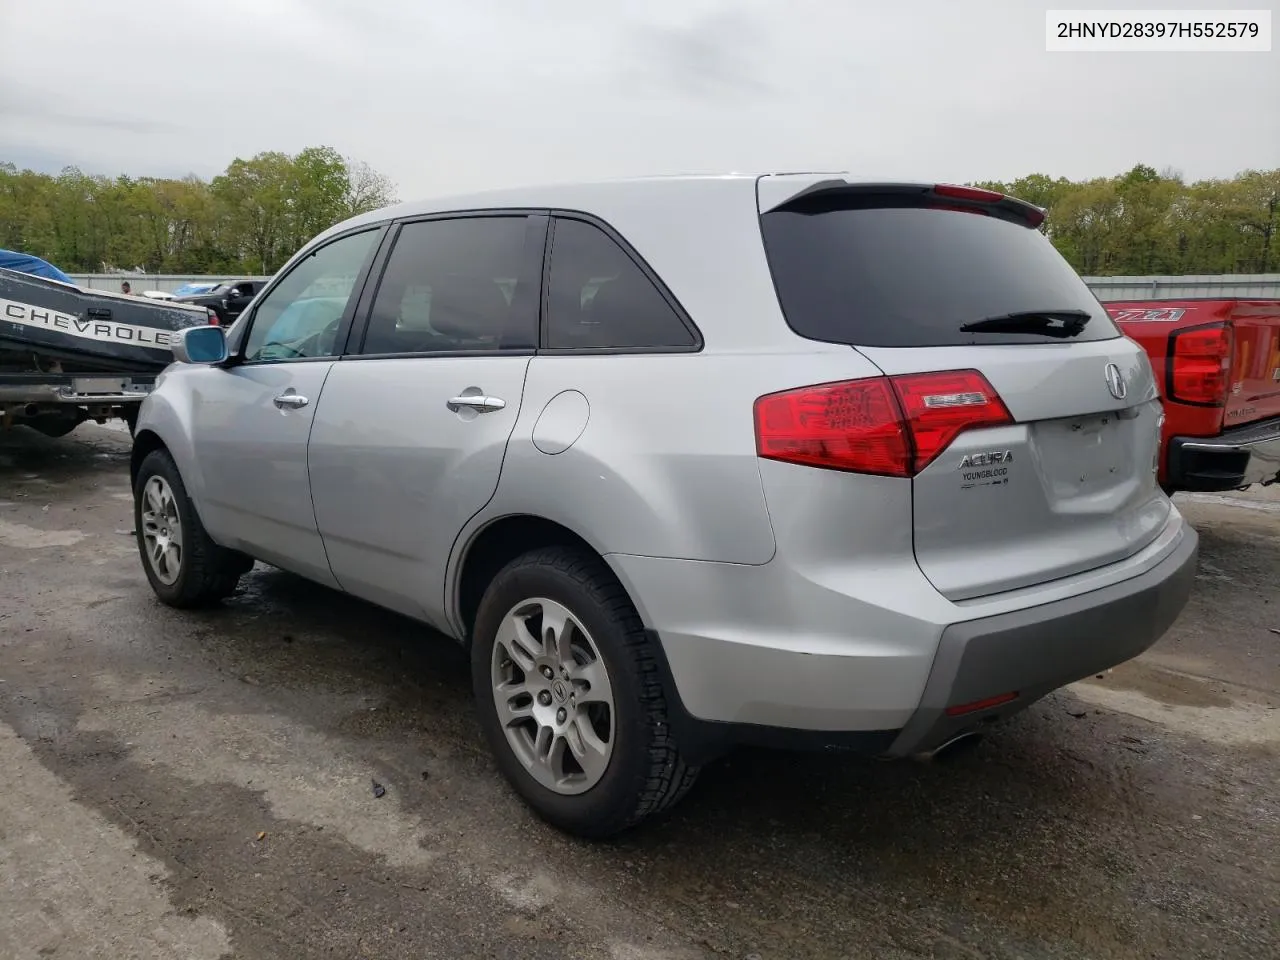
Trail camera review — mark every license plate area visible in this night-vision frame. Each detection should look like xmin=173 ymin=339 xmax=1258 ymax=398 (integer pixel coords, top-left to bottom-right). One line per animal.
xmin=71 ymin=376 xmax=133 ymax=394
xmin=1034 ymin=413 xmax=1133 ymax=497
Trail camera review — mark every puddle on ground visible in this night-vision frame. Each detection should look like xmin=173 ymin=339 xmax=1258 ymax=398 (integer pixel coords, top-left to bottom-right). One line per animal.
xmin=0 ymin=518 xmax=86 ymax=549
xmin=1072 ymin=667 xmax=1278 ymax=747
xmin=1087 ymin=660 xmax=1236 ymax=709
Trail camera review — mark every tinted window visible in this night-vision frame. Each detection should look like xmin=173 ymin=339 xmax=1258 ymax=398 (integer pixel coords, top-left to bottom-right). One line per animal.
xmin=359 ymin=217 xmax=532 ymax=356
xmin=546 ymin=218 xmax=694 ymax=350
xmin=243 ymin=229 xmax=378 ymax=362
xmin=760 ymin=199 xmax=1121 ymax=348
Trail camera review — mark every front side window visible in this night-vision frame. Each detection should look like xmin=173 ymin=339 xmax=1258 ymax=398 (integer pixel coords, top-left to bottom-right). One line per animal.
xmin=545 ymin=218 xmax=695 ymax=350
xmin=358 ymin=216 xmax=533 ymax=356
xmin=243 ymin=229 xmax=379 ymax=362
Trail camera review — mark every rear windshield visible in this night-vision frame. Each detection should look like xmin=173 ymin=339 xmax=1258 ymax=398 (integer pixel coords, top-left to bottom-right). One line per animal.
xmin=760 ymin=200 xmax=1120 ymax=348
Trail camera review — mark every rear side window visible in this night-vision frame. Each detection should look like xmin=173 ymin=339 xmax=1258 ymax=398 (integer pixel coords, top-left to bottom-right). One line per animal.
xmin=545 ymin=217 xmax=696 ymax=350
xmin=760 ymin=198 xmax=1121 ymax=348
xmin=360 ymin=216 xmax=534 ymax=356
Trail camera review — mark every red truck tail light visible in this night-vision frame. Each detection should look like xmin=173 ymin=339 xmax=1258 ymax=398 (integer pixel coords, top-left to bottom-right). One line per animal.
xmin=1167 ymin=323 xmax=1231 ymax=406
xmin=754 ymin=370 xmax=1012 ymax=477
xmin=207 ymin=308 xmax=220 ymax=326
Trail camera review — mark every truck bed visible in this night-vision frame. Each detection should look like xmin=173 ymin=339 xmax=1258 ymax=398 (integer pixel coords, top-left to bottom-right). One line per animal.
xmin=1 ymin=267 xmax=213 ymax=372
xmin=1109 ymin=298 xmax=1280 ymax=492
xmin=1 ymin=266 xmax=211 ymax=436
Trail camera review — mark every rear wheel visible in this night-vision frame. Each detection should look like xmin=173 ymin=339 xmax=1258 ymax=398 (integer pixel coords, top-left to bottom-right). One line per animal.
xmin=471 ymin=546 xmax=698 ymax=839
xmin=134 ymin=449 xmax=251 ymax=607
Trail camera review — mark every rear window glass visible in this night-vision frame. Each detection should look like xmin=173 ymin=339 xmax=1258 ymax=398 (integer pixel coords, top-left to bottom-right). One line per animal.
xmin=760 ymin=201 xmax=1120 ymax=348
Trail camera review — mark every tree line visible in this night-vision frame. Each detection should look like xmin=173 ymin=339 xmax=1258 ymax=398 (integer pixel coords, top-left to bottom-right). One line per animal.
xmin=976 ymin=165 xmax=1278 ymax=276
xmin=1 ymin=153 xmax=1277 ymax=277
xmin=0 ymin=146 xmax=398 ymax=276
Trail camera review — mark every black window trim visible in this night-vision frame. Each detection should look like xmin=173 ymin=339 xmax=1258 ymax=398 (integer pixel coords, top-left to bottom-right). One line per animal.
xmin=539 ymin=210 xmax=703 ymax=355
xmin=341 ymin=208 xmax=550 ymax=362
xmin=226 ymin=223 xmax=390 ymax=367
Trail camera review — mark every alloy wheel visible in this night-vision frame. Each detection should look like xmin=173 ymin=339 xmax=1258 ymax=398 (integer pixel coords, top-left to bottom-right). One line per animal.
xmin=140 ymin=475 xmax=183 ymax=585
xmin=490 ymin=597 xmax=616 ymax=795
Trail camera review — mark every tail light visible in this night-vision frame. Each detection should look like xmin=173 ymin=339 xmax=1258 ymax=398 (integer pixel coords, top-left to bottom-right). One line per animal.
xmin=931 ymin=183 xmax=1046 ymax=228
xmin=754 ymin=369 xmax=1013 ymax=478
xmin=207 ymin=308 xmax=220 ymax=326
xmin=1167 ymin=323 xmax=1231 ymax=406
xmin=933 ymin=184 xmax=1004 ymax=204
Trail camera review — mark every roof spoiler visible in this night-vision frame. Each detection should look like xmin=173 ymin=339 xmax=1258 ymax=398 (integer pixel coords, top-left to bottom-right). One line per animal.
xmin=758 ymin=176 xmax=1046 ymax=229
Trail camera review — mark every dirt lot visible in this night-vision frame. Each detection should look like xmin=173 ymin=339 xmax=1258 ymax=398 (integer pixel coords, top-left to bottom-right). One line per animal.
xmin=1 ymin=423 xmax=1277 ymax=960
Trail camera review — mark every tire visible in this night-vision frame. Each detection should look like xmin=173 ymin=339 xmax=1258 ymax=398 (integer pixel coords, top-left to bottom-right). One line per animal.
xmin=133 ymin=448 xmax=251 ymax=608
xmin=471 ymin=546 xmax=699 ymax=839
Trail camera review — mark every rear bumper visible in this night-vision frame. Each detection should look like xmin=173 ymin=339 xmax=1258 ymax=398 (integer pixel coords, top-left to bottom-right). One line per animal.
xmin=0 ymin=373 xmax=155 ymax=407
xmin=1167 ymin=415 xmax=1280 ymax=491
xmin=884 ymin=524 xmax=1198 ymax=756
xmin=614 ymin=516 xmax=1199 ymax=765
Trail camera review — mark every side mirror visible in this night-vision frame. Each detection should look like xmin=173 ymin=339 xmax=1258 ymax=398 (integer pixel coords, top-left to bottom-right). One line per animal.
xmin=172 ymin=325 xmax=229 ymax=365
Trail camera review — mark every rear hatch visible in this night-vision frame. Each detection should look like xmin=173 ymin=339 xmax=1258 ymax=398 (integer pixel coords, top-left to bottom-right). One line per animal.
xmin=758 ymin=180 xmax=1170 ymax=601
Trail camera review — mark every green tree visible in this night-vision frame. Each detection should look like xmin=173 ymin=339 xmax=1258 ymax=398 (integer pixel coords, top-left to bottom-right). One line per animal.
xmin=5 ymin=155 xmax=1276 ymax=278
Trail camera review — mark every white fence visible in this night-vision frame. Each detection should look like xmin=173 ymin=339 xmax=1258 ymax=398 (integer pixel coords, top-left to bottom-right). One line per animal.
xmin=67 ymin=274 xmax=272 ymax=294
xmin=66 ymin=272 xmax=1280 ymax=301
xmin=1086 ymin=274 xmax=1280 ymax=301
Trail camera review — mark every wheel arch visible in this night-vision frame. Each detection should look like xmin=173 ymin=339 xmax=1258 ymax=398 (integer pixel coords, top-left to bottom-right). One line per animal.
xmin=130 ymin=428 xmax=169 ymax=488
xmin=452 ymin=513 xmax=634 ymax=642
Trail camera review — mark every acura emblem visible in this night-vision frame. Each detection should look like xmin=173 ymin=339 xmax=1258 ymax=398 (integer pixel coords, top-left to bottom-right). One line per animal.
xmin=1104 ymin=362 xmax=1127 ymax=400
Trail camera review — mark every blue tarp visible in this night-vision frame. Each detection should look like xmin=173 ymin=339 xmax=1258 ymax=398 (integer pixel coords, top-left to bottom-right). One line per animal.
xmin=0 ymin=248 xmax=74 ymax=285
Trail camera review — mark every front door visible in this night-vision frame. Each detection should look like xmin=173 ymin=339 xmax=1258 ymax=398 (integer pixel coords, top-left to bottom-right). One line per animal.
xmin=308 ymin=213 xmax=545 ymax=629
xmin=191 ymin=226 xmax=384 ymax=586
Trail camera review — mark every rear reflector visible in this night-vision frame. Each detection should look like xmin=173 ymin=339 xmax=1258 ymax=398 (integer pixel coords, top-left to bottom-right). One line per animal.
xmin=945 ymin=692 xmax=1018 ymax=717
xmin=1167 ymin=323 xmax=1231 ymax=406
xmin=754 ymin=369 xmax=1012 ymax=477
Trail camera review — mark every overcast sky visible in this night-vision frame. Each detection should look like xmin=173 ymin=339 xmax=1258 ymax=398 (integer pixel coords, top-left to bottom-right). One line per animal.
xmin=1 ymin=0 xmax=1275 ymax=199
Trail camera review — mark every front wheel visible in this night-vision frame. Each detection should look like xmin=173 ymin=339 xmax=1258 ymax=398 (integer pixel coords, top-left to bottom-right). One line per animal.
xmin=133 ymin=449 xmax=251 ymax=607
xmin=471 ymin=546 xmax=698 ymax=839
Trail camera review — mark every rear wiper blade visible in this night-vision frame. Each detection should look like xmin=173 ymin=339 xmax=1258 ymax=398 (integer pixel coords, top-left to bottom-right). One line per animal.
xmin=958 ymin=310 xmax=1092 ymax=338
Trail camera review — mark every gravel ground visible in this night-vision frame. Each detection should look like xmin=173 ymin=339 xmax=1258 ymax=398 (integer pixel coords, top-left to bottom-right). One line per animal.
xmin=1 ymin=423 xmax=1276 ymax=960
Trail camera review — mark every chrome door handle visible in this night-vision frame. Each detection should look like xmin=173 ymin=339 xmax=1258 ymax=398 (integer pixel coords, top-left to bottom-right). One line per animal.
xmin=273 ymin=393 xmax=309 ymax=409
xmin=446 ymin=395 xmax=506 ymax=413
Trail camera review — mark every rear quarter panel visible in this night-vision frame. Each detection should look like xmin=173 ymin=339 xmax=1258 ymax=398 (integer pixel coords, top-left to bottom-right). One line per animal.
xmin=450 ymin=346 xmax=891 ymax=581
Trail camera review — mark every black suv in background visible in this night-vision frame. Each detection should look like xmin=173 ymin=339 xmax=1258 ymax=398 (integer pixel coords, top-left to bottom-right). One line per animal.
xmin=172 ymin=279 xmax=268 ymax=326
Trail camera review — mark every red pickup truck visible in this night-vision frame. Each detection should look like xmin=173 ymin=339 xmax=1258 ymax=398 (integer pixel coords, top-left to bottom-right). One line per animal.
xmin=1107 ymin=299 xmax=1280 ymax=495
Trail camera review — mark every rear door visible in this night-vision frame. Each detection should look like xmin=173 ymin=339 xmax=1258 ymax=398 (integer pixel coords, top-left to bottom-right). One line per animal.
xmin=308 ymin=212 xmax=545 ymax=630
xmin=759 ymin=181 xmax=1169 ymax=601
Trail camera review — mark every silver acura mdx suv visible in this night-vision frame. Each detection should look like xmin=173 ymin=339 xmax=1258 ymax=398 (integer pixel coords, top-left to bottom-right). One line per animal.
xmin=131 ymin=174 xmax=1199 ymax=838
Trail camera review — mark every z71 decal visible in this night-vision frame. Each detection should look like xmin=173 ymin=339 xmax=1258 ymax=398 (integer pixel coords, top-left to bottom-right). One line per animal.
xmin=1107 ymin=307 xmax=1187 ymax=324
